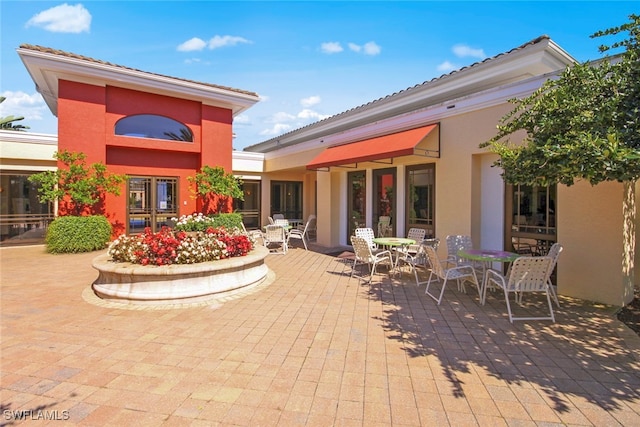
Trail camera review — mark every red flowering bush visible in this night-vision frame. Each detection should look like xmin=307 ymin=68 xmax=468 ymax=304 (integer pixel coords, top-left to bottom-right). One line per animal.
xmin=108 ymin=226 xmax=255 ymax=265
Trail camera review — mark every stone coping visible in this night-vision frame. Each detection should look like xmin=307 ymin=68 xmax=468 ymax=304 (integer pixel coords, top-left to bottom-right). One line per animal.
xmin=92 ymin=245 xmax=269 ymax=274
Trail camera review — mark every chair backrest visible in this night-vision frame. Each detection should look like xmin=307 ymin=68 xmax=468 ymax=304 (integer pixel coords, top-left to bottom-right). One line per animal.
xmin=424 ymin=245 xmax=446 ymax=278
xmin=422 ymin=238 xmax=440 ymax=250
xmin=274 ymin=218 xmax=290 ymax=227
xmin=268 ymin=216 xmax=275 ymax=225
xmin=355 ymin=227 xmax=376 ymax=249
xmin=265 ymin=224 xmax=286 ymax=242
xmin=403 ymin=228 xmax=428 ymax=254
xmin=547 ymin=243 xmax=563 ymax=265
xmin=273 ymin=213 xmax=285 ymax=220
xmin=506 ymin=256 xmax=553 ymax=292
xmin=377 ymin=216 xmax=392 ymax=236
xmin=350 ymin=235 xmax=373 ymax=263
xmin=407 ymin=228 xmax=426 ymax=242
xmin=446 ymin=235 xmax=473 ymax=259
xmin=303 ymin=215 xmax=316 ymax=233
xmin=546 ymin=242 xmax=563 ymax=276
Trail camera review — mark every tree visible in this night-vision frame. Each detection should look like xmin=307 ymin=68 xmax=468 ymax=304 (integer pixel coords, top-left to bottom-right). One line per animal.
xmin=188 ymin=165 xmax=244 ymax=214
xmin=0 ymin=96 xmax=30 ymax=131
xmin=28 ymin=150 xmax=127 ymax=216
xmin=481 ymin=15 xmax=640 ymax=298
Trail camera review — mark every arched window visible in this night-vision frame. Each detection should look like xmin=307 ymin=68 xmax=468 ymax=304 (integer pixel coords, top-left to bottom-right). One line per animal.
xmin=115 ymin=114 xmax=193 ymax=142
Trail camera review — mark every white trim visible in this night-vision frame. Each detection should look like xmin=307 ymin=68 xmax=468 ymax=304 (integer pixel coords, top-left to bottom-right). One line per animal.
xmin=261 ymin=72 xmax=554 ymax=160
xmin=247 ymin=38 xmax=574 ymax=153
xmin=18 ymin=47 xmax=260 ymax=117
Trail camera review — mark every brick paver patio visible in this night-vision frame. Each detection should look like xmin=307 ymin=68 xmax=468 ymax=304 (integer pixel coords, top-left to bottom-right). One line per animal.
xmin=1 ymin=245 xmax=639 ymax=426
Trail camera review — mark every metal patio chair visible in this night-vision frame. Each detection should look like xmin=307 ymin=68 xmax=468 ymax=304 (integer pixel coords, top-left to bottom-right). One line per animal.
xmin=423 ymin=245 xmax=480 ymax=305
xmin=263 ymin=224 xmax=288 ymax=254
xmin=287 ymin=215 xmax=315 ymax=250
xmin=485 ymin=255 xmax=555 ymax=323
xmin=350 ymin=235 xmax=393 ymax=283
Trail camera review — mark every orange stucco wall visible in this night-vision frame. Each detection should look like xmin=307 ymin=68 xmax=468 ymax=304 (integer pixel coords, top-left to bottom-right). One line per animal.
xmin=57 ymin=80 xmax=235 ymax=235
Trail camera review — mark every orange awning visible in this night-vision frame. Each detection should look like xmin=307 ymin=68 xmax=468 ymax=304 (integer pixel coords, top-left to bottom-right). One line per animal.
xmin=306 ymin=124 xmax=439 ymax=170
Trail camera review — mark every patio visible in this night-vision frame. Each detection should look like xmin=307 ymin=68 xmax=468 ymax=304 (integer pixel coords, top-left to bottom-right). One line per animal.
xmin=1 ymin=245 xmax=639 ymax=425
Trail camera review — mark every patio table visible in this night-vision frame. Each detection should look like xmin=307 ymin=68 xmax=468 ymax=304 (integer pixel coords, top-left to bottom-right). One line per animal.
xmin=373 ymin=237 xmax=416 ymax=274
xmin=458 ymin=248 xmax=520 ymax=304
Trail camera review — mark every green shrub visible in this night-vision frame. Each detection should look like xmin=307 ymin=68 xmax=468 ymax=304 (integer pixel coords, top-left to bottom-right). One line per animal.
xmin=211 ymin=212 xmax=244 ymax=230
xmin=46 ymin=215 xmax=112 ymax=253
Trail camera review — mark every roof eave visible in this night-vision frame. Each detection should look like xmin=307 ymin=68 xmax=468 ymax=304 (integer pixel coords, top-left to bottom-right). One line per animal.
xmin=245 ymin=36 xmax=577 ymax=153
xmin=17 ymin=46 xmax=260 ymax=117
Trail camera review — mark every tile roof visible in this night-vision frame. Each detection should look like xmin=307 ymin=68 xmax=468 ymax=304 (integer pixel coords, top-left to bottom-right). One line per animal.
xmin=18 ymin=44 xmax=259 ymax=98
xmin=246 ymin=35 xmax=553 ymax=149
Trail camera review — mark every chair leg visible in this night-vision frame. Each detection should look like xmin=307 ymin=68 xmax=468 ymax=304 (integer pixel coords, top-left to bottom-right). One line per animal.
xmin=548 ymin=281 xmax=560 ymax=307
xmin=545 ymin=290 xmax=556 ymax=322
xmin=504 ymin=290 xmax=515 ymax=323
xmin=425 ymin=273 xmax=446 ymax=305
xmin=436 ymin=279 xmax=448 ymax=305
xmin=411 ymin=265 xmax=420 ymax=286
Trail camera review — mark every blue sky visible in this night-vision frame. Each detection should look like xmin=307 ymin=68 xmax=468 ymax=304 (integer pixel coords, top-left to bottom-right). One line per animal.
xmin=0 ymin=1 xmax=636 ymax=150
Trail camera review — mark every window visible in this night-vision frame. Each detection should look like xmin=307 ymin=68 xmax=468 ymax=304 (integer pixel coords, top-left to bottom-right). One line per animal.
xmin=406 ymin=164 xmax=435 ymax=237
xmin=507 ymin=184 xmax=556 ymax=255
xmin=234 ymin=181 xmax=261 ymax=229
xmin=115 ymin=114 xmax=193 ymax=142
xmin=373 ymin=168 xmax=396 ymax=236
xmin=348 ymin=171 xmax=366 ymax=239
xmin=0 ymin=173 xmax=53 ymax=244
xmin=271 ymin=181 xmax=302 ymax=220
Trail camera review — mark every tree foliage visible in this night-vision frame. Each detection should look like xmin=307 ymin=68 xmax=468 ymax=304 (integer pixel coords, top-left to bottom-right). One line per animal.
xmin=0 ymin=96 xmax=30 ymax=131
xmin=188 ymin=165 xmax=244 ymax=199
xmin=188 ymin=165 xmax=244 ymax=214
xmin=481 ymin=14 xmax=640 ymax=187
xmin=28 ymin=150 xmax=127 ymax=216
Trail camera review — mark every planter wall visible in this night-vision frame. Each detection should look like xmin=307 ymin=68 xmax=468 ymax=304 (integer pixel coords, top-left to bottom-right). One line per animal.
xmin=92 ymin=245 xmax=269 ymax=305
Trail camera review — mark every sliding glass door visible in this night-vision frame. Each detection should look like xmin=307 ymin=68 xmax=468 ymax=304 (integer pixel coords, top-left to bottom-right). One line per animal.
xmin=347 ymin=171 xmax=366 ymax=239
xmin=128 ymin=176 xmax=178 ymax=234
xmin=406 ymin=164 xmax=435 ymax=237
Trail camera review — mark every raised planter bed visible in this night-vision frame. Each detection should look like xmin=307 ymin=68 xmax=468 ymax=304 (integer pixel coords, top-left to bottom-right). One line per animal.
xmin=92 ymin=245 xmax=269 ymax=305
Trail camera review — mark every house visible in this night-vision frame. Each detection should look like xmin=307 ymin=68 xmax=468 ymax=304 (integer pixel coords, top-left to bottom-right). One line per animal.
xmin=14 ymin=44 xmax=260 ymax=236
xmin=2 ymin=38 xmax=638 ymax=306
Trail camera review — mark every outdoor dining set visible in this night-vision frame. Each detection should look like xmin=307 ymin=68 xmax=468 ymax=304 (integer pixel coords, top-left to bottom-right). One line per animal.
xmin=347 ymin=226 xmax=563 ymax=324
xmin=255 ymin=214 xmax=317 ymax=254
xmin=253 ymin=214 xmax=562 ymax=323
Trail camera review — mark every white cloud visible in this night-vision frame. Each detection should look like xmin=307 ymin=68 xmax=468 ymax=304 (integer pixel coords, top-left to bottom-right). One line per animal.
xmin=348 ymin=41 xmax=381 ymax=56
xmin=177 ymin=37 xmax=207 ymax=52
xmin=0 ymin=91 xmax=48 ymax=121
xmin=362 ymin=41 xmax=381 ymax=56
xmin=297 ymin=109 xmax=329 ymax=121
xmin=208 ymin=35 xmax=251 ymax=49
xmin=178 ymin=35 xmax=251 ymax=52
xmin=233 ymin=114 xmax=250 ymax=124
xmin=25 ymin=3 xmax=91 ymax=33
xmin=452 ymin=44 xmax=486 ymax=59
xmin=260 ymin=123 xmax=292 ymax=136
xmin=321 ymin=42 xmax=343 ymax=54
xmin=437 ymin=61 xmax=458 ymax=72
xmin=267 ymin=111 xmax=296 ymax=123
xmin=184 ymin=58 xmax=207 ymax=65
xmin=300 ymin=96 xmax=321 ymax=108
